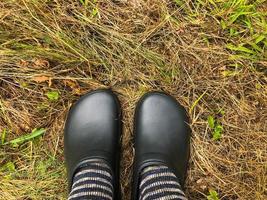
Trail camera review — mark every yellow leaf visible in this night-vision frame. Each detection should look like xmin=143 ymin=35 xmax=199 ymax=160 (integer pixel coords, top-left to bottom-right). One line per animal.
xmin=64 ymin=80 xmax=81 ymax=94
xmin=63 ymin=80 xmax=77 ymax=89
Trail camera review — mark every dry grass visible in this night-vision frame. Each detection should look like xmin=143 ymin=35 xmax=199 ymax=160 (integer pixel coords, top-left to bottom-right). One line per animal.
xmin=0 ymin=0 xmax=266 ymax=199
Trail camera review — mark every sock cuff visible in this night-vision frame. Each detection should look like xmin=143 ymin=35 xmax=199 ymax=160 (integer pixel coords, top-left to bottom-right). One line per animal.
xmin=139 ymin=165 xmax=187 ymax=200
xmin=68 ymin=159 xmax=113 ymax=200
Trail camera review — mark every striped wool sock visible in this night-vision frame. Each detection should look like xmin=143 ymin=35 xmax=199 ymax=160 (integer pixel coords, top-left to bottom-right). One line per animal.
xmin=139 ymin=165 xmax=187 ymax=200
xmin=68 ymin=159 xmax=113 ymax=200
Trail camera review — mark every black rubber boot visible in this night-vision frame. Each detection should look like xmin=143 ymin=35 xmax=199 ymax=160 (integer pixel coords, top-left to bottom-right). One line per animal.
xmin=132 ymin=92 xmax=191 ymax=200
xmin=64 ymin=89 xmax=122 ymax=199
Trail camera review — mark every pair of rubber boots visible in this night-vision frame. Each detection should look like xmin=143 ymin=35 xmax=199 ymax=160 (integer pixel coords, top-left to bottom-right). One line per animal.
xmin=64 ymin=89 xmax=191 ymax=199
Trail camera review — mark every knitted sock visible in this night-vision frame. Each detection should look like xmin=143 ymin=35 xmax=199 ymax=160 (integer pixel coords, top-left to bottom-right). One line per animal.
xmin=139 ymin=165 xmax=187 ymax=200
xmin=68 ymin=159 xmax=113 ymax=200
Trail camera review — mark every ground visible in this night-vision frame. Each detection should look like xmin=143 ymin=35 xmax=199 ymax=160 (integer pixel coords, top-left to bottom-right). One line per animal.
xmin=0 ymin=0 xmax=266 ymax=199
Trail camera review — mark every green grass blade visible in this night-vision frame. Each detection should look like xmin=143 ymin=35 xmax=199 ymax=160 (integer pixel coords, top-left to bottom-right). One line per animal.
xmin=1 ymin=128 xmax=6 ymax=144
xmin=226 ymin=44 xmax=255 ymax=54
xmin=190 ymin=91 xmax=207 ymax=113
xmin=255 ymin=35 xmax=265 ymax=44
xmin=3 ymin=128 xmax=46 ymax=146
xmin=208 ymin=116 xmax=215 ymax=129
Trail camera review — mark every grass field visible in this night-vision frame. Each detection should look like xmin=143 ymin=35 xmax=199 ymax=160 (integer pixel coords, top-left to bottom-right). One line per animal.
xmin=0 ymin=0 xmax=266 ymax=199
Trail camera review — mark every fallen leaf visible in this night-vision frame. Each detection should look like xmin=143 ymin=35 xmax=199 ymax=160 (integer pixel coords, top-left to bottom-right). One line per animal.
xmin=46 ymin=91 xmax=60 ymax=101
xmin=32 ymin=58 xmax=49 ymax=69
xmin=32 ymin=76 xmax=50 ymax=83
xmin=64 ymin=80 xmax=81 ymax=94
xmin=63 ymin=80 xmax=77 ymax=89
xmin=73 ymin=88 xmax=82 ymax=95
xmin=17 ymin=59 xmax=29 ymax=68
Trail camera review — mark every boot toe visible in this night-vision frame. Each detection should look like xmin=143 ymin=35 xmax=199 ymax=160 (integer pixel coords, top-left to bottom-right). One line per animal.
xmin=64 ymin=89 xmax=121 ymax=192
xmin=133 ymin=92 xmax=191 ymax=199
